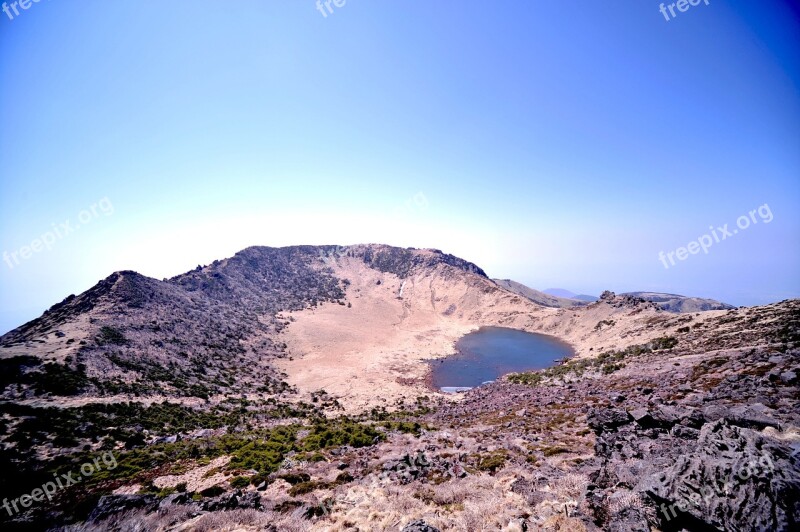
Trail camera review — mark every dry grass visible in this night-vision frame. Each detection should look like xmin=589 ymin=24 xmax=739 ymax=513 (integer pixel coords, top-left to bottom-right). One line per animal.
xmin=58 ymin=506 xmax=198 ymax=532
xmin=186 ymin=509 xmax=285 ymax=531
xmin=540 ymin=513 xmax=589 ymax=531
xmin=316 ymin=471 xmax=539 ymax=531
xmin=607 ymin=489 xmax=644 ymax=516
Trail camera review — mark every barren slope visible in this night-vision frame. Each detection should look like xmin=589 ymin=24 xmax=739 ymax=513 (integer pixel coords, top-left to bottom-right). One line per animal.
xmin=277 ymin=254 xmax=706 ymax=410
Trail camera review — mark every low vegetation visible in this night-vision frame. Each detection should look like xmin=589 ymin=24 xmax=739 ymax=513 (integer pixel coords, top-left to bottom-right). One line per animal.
xmin=508 ymin=336 xmax=678 ymax=386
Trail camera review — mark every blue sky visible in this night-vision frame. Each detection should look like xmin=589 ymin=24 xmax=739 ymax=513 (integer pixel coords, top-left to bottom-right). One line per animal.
xmin=1 ymin=0 xmax=799 ymax=333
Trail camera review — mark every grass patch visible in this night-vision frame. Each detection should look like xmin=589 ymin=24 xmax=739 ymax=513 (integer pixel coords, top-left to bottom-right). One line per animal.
xmin=301 ymin=419 xmax=384 ymax=451
xmin=476 ymin=450 xmax=508 ymax=472
xmin=542 ymin=446 xmax=570 ymax=457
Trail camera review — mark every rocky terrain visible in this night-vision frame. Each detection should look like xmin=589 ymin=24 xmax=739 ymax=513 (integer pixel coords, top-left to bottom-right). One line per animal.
xmin=0 ymin=244 xmax=797 ymax=531
xmin=621 ymin=292 xmax=735 ymax=313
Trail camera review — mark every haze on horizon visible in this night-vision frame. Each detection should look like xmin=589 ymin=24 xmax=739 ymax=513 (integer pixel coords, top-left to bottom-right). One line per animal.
xmin=1 ymin=1 xmax=799 ymax=334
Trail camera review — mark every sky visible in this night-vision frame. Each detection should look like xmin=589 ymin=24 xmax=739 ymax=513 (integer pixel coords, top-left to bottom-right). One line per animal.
xmin=1 ymin=0 xmax=799 ymax=334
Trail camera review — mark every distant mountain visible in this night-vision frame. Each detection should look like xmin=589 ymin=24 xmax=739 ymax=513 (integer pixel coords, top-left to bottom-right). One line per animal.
xmin=493 ymin=279 xmax=585 ymax=308
xmin=543 ymin=288 xmax=599 ymax=302
xmin=621 ymin=291 xmax=735 ymax=313
xmin=0 ymin=244 xmax=494 ymax=402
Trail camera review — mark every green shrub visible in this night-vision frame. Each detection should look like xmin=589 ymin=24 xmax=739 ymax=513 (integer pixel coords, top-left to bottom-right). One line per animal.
xmin=200 ymin=485 xmax=225 ymax=497
xmin=27 ymin=363 xmax=90 ymax=396
xmin=98 ymin=326 xmax=127 ymax=345
xmin=157 ymin=486 xmax=176 ymax=497
xmin=543 ymin=446 xmax=570 ymax=457
xmin=301 ymin=420 xmax=383 ymax=451
xmin=381 ymin=421 xmax=423 ymax=436
xmin=278 ymin=473 xmax=310 ymax=485
xmin=288 ymin=481 xmax=323 ymax=496
xmin=335 ymin=472 xmax=354 ymax=483
xmin=509 ymin=337 xmax=677 ymax=387
xmin=477 ymin=451 xmax=507 ymax=472
xmin=229 ymin=476 xmax=251 ymax=488
xmin=250 ymin=473 xmax=269 ymax=487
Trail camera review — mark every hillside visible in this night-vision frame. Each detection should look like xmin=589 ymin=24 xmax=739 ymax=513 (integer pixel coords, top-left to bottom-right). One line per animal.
xmin=0 ymin=244 xmax=797 ymax=531
xmin=543 ymin=288 xmax=599 ymax=302
xmin=0 ymin=246 xmax=686 ymax=411
xmin=622 ymin=291 xmax=736 ymax=313
xmin=492 ymin=279 xmax=584 ymax=308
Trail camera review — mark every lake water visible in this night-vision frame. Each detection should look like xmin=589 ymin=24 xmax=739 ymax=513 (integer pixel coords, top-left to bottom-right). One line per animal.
xmin=430 ymin=326 xmax=573 ymax=391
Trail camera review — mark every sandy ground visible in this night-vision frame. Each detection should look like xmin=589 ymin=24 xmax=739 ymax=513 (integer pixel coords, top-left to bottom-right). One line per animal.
xmin=276 ymin=256 xmax=703 ymax=412
xmin=275 ymin=259 xmax=478 ymax=412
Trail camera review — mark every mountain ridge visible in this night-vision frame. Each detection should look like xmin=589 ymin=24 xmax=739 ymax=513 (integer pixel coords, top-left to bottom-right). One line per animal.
xmin=621 ymin=291 xmax=735 ymax=312
xmin=493 ymin=279 xmax=585 ymax=308
xmin=0 ymin=243 xmax=798 ymax=531
xmin=0 ymin=244 xmax=496 ymax=404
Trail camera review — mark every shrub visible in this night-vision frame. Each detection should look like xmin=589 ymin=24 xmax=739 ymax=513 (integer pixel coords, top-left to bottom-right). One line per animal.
xmin=250 ymin=473 xmax=269 ymax=487
xmin=27 ymin=363 xmax=90 ymax=396
xmin=157 ymin=486 xmax=176 ymax=497
xmin=381 ymin=421 xmax=424 ymax=436
xmin=200 ymin=485 xmax=225 ymax=497
xmin=477 ymin=451 xmax=507 ymax=472
xmin=229 ymin=476 xmax=251 ymax=488
xmin=651 ymin=336 xmax=678 ymax=350
xmin=98 ymin=326 xmax=127 ymax=345
xmin=509 ymin=337 xmax=677 ymax=386
xmin=301 ymin=420 xmax=384 ymax=451
xmin=543 ymin=446 xmax=570 ymax=457
xmin=278 ymin=473 xmax=310 ymax=485
xmin=335 ymin=472 xmax=354 ymax=483
xmin=288 ymin=481 xmax=323 ymax=496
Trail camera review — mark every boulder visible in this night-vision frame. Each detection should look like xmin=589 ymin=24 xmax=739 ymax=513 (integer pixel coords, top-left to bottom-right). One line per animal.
xmin=643 ymin=420 xmax=800 ymax=531
xmin=202 ymin=490 xmax=261 ymax=512
xmin=402 ymin=519 xmax=441 ymax=532
xmin=87 ymin=495 xmax=159 ymax=523
xmin=587 ymin=408 xmax=632 ymax=434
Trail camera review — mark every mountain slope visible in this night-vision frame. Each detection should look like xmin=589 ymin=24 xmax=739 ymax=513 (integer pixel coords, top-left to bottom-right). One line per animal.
xmin=544 ymin=288 xmax=599 ymax=301
xmin=0 ymin=246 xmax=351 ymax=402
xmin=0 ymin=244 xmax=797 ymax=531
xmin=622 ymin=291 xmax=735 ymax=312
xmin=492 ymin=279 xmax=585 ymax=308
xmin=0 ymin=245 xmax=494 ymax=405
xmin=0 ymin=245 xmax=688 ymax=410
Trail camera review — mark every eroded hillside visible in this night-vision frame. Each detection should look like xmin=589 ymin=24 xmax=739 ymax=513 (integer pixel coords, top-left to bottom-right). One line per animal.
xmin=0 ymin=244 xmax=797 ymax=531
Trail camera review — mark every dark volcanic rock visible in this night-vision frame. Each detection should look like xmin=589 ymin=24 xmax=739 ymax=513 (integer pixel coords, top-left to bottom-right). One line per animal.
xmin=202 ymin=490 xmax=261 ymax=512
xmin=644 ymin=419 xmax=800 ymax=531
xmin=590 ymin=400 xmax=800 ymax=532
xmin=402 ymin=519 xmax=441 ymax=532
xmin=587 ymin=408 xmax=632 ymax=434
xmin=87 ymin=494 xmax=159 ymax=523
